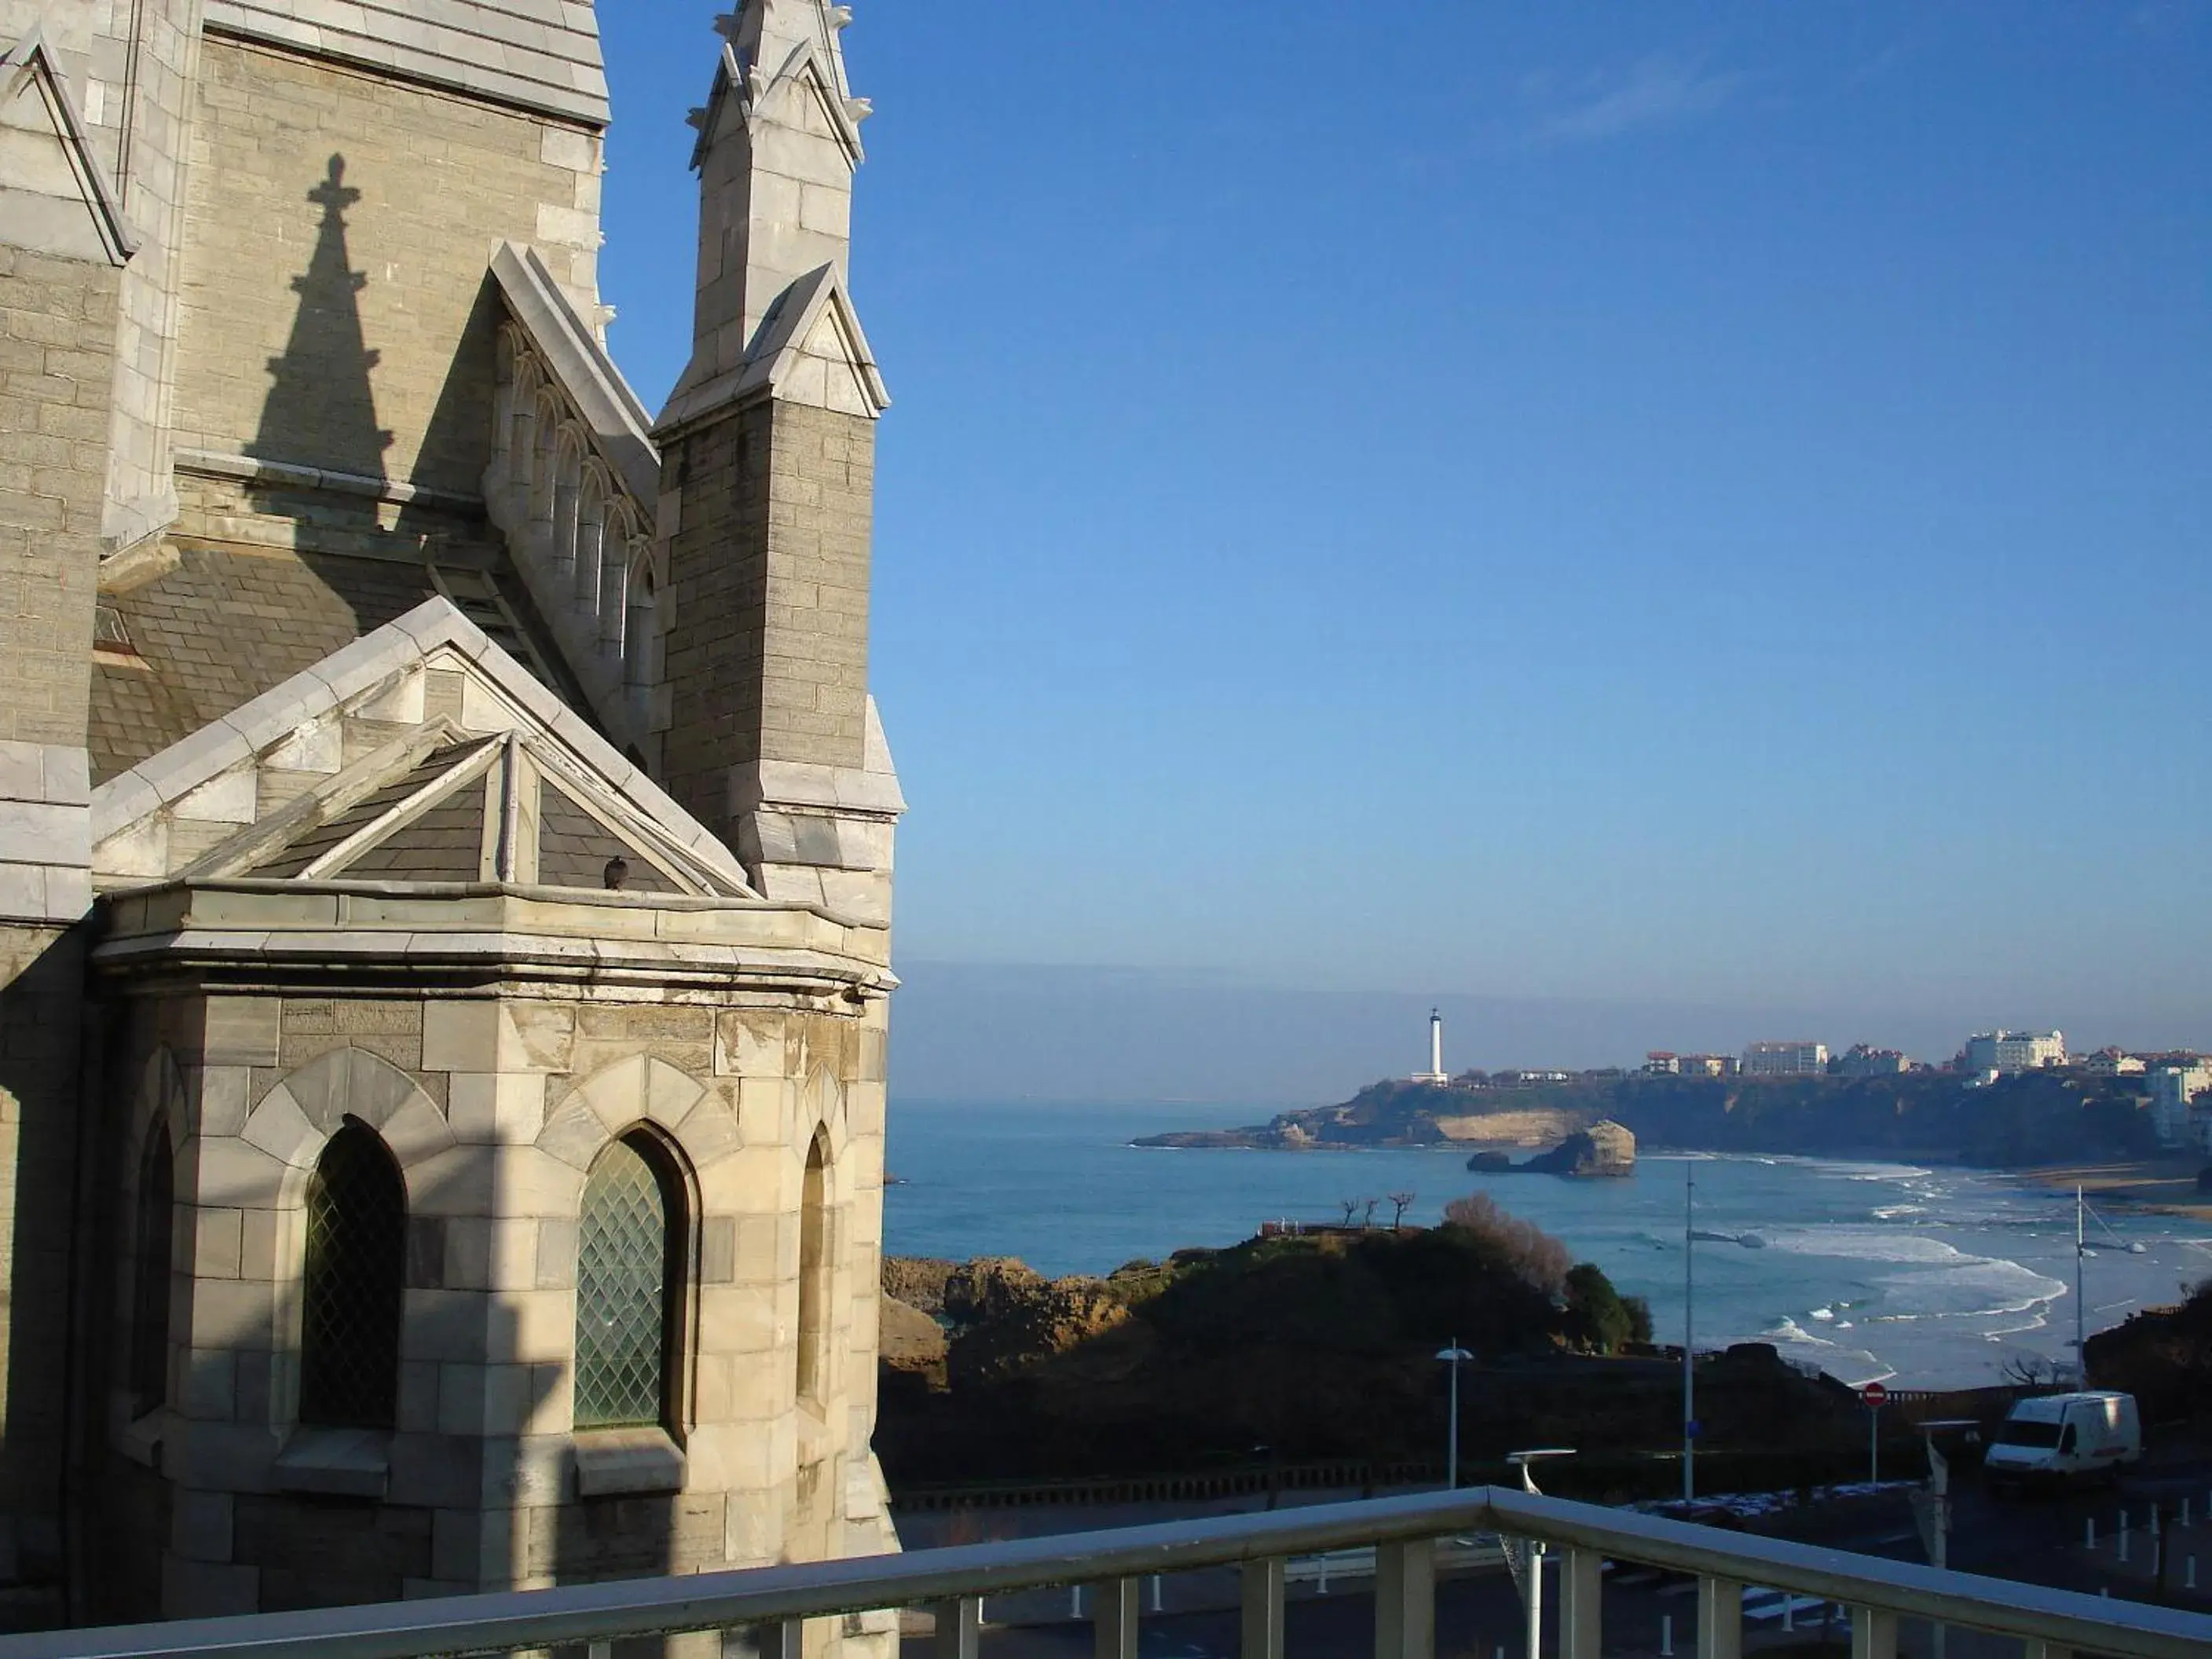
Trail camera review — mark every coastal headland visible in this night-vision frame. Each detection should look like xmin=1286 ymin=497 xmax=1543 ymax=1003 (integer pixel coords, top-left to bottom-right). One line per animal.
xmin=1133 ymin=1069 xmax=2190 ymax=1181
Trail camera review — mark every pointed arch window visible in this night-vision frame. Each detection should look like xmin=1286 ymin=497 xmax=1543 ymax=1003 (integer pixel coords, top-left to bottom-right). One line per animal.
xmin=797 ymin=1131 xmax=830 ymax=1406
xmin=128 ymin=1122 xmax=174 ymax=1415
xmin=299 ymin=1122 xmax=406 ymax=1429
xmin=574 ymin=1133 xmax=686 ymax=1430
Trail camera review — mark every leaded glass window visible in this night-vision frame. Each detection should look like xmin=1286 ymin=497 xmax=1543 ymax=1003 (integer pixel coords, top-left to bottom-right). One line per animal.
xmin=128 ymin=1122 xmax=174 ymax=1415
xmin=797 ymin=1133 xmax=828 ymax=1404
xmin=299 ymin=1122 xmax=405 ymax=1428
xmin=574 ymin=1135 xmax=680 ymax=1429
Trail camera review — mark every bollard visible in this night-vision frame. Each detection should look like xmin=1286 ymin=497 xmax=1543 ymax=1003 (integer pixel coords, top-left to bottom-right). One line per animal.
xmin=2154 ymin=1507 xmax=2163 ymax=1540
xmin=1147 ymin=1575 xmax=1162 ymax=1614
xmin=2188 ymin=1558 xmax=2198 ymax=1592
xmin=2185 ymin=1498 xmax=2193 ymax=1529
xmin=2086 ymin=1517 xmax=2097 ymax=1551
xmin=1782 ymin=1597 xmax=1794 ymax=1632
xmin=2100 ymin=1587 xmax=2111 ymax=1599
xmin=1070 ymin=1587 xmax=1082 ymax=1621
xmin=2119 ymin=1513 xmax=2130 ymax=1565
xmin=1661 ymin=1613 xmax=1674 ymax=1657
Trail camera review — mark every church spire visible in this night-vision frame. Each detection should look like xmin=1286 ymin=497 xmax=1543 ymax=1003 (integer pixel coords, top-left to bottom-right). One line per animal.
xmin=660 ymin=1 xmax=874 ymax=429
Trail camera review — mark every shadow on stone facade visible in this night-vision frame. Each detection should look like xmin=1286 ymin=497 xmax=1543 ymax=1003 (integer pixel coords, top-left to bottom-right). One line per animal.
xmin=250 ymin=154 xmax=392 ymax=485
xmin=413 ymin=275 xmax=507 ymax=504
xmin=0 ymin=926 xmax=90 ymax=1630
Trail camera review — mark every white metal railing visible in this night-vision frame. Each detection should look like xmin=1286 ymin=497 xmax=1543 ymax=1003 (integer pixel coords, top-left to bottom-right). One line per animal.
xmin=2 ymin=1485 xmax=2207 ymax=1659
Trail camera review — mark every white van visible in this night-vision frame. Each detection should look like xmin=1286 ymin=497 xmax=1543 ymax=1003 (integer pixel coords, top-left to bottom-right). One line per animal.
xmin=1984 ymin=1391 xmax=2141 ymax=1491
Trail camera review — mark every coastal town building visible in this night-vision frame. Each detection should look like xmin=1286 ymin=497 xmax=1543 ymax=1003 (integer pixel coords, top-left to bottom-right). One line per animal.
xmin=1741 ymin=1040 xmax=1827 ymax=1078
xmin=1835 ymin=1045 xmax=1910 ymax=1078
xmin=0 ymin=0 xmax=901 ymax=1635
xmin=2149 ymin=1063 xmax=2212 ymax=1150
xmin=2079 ymin=1048 xmax=2147 ymax=1077
xmin=1965 ymin=1031 xmax=2067 ymax=1075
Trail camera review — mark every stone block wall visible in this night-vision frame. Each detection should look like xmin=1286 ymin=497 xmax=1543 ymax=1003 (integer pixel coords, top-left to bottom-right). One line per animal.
xmin=93 ymin=979 xmax=889 ymax=1621
xmin=170 ymin=35 xmax=603 ymax=510
xmin=660 ymin=399 xmax=877 ymax=840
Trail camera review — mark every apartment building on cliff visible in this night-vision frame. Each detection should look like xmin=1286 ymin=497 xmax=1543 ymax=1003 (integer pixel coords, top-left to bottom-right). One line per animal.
xmin=0 ymin=0 xmax=901 ymax=1635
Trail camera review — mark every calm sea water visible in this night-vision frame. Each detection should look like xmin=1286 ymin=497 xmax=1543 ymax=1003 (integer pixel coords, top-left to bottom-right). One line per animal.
xmin=882 ymin=1101 xmax=2212 ymax=1389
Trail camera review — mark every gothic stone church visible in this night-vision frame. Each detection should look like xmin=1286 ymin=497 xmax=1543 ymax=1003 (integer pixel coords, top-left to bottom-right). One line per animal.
xmin=0 ymin=0 xmax=903 ymax=1632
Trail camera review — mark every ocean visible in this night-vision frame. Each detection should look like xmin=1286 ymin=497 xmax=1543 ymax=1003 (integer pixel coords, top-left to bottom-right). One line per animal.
xmin=882 ymin=1101 xmax=2212 ymax=1389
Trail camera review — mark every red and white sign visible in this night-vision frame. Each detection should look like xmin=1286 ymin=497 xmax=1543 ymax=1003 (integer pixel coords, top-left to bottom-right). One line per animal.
xmin=1861 ymin=1381 xmax=1888 ymax=1408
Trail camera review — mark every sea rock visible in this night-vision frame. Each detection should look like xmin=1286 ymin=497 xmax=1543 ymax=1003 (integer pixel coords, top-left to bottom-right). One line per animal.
xmin=1522 ymin=1120 xmax=1635 ymax=1177
xmin=1465 ymin=1149 xmax=1514 ymax=1172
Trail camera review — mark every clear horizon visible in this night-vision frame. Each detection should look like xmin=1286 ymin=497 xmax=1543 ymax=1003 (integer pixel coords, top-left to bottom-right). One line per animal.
xmin=598 ymin=7 xmax=2211 ymax=1099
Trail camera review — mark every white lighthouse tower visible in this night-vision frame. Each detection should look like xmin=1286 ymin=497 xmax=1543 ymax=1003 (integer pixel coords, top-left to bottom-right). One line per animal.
xmin=1413 ymin=1007 xmax=1451 ymax=1086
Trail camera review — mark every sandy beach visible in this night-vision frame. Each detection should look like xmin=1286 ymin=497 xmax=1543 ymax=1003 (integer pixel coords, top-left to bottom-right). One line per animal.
xmin=1999 ymin=1157 xmax=2212 ymax=1224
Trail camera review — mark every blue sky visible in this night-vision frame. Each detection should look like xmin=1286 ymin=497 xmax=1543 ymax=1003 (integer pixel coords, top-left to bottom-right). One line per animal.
xmin=598 ymin=5 xmax=2211 ymax=1095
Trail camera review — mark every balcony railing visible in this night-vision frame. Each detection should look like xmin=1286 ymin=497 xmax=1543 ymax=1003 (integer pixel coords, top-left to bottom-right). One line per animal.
xmin=4 ymin=1485 xmax=2207 ymax=1659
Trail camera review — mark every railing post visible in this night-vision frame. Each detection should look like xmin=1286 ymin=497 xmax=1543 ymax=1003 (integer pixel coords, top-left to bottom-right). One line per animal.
xmin=1241 ymin=1557 xmax=1286 ymax=1659
xmin=1697 ymin=1575 xmax=1741 ymax=1659
xmin=1558 ymin=1547 xmax=1602 ymax=1659
xmin=931 ymin=1597 xmax=980 ymax=1659
xmin=1375 ymin=1537 xmax=1435 ymax=1659
xmin=2023 ymin=1644 xmax=2074 ymax=1659
xmin=1093 ymin=1575 xmax=1140 ymax=1659
xmin=1851 ymin=1606 xmax=1899 ymax=1659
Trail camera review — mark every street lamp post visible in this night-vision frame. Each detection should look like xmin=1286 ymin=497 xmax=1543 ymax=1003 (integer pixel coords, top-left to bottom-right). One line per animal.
xmin=1683 ymin=1161 xmax=1697 ymax=1501
xmin=1506 ymin=1448 xmax=1577 ymax=1659
xmin=1435 ymin=1342 xmax=1473 ymax=1488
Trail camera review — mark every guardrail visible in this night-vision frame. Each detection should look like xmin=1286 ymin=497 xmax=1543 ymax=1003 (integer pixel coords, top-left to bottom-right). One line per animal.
xmin=2 ymin=1485 xmax=2206 ymax=1659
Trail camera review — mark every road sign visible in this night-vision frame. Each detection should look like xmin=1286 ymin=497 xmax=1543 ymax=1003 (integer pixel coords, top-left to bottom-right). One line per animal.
xmin=1861 ymin=1381 xmax=1888 ymax=1408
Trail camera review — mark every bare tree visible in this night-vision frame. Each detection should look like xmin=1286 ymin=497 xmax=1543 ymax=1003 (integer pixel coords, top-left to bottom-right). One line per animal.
xmin=1387 ymin=1191 xmax=1416 ymax=1229
xmin=1361 ymin=1197 xmax=1380 ymax=1229
xmin=1339 ymin=1198 xmax=1361 ymax=1226
xmin=1999 ymin=1353 xmax=2069 ymax=1390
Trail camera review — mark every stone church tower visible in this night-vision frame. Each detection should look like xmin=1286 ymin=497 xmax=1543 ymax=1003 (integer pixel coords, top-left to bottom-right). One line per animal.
xmin=0 ymin=0 xmax=900 ymax=1634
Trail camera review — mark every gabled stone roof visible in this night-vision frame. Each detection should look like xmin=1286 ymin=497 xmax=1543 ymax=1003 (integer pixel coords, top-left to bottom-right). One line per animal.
xmin=90 ymin=542 xmax=582 ymax=786
xmin=202 ymin=0 xmax=609 ymax=128
xmin=91 ymin=596 xmax=753 ymax=898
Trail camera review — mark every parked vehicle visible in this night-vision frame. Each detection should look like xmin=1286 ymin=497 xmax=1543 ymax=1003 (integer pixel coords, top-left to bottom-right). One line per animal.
xmin=1983 ymin=1391 xmax=2141 ymax=1492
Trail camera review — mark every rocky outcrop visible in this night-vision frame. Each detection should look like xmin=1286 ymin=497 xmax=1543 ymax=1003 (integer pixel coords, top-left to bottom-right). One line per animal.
xmin=882 ymin=1255 xmax=958 ymax=1316
xmin=880 ymin=1295 xmax=948 ymax=1386
xmin=942 ymin=1259 xmax=1131 ymax=1386
xmin=1524 ymin=1120 xmax=1635 ymax=1177
xmin=2083 ymin=1280 xmax=2212 ymax=1425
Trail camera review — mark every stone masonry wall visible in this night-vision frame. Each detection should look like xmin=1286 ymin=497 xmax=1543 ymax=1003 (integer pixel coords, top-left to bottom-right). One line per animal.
xmin=0 ymin=248 xmax=112 ymax=757
xmin=0 ymin=924 xmax=87 ymax=1628
xmin=170 ymin=35 xmax=603 ymax=504
xmin=659 ymin=401 xmax=876 ymax=844
xmin=0 ymin=242 xmax=115 ymax=1625
xmin=94 ymin=983 xmax=888 ymax=1621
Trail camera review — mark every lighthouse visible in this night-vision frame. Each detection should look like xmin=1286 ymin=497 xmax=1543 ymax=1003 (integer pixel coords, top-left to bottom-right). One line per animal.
xmin=1414 ymin=1007 xmax=1451 ymax=1086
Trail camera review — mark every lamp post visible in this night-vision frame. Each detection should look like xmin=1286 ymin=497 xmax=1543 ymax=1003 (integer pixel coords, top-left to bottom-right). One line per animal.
xmin=1435 ymin=1342 xmax=1472 ymax=1488
xmin=1683 ymin=1160 xmax=1697 ymax=1501
xmin=1506 ymin=1448 xmax=1577 ymax=1659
